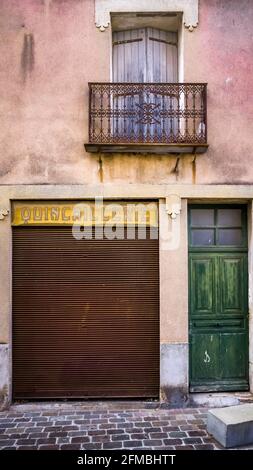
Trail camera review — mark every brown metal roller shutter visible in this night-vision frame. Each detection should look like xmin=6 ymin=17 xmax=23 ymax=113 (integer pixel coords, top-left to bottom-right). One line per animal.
xmin=13 ymin=226 xmax=159 ymax=399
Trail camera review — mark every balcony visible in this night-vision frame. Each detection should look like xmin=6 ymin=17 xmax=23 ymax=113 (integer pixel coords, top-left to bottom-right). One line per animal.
xmin=85 ymin=83 xmax=208 ymax=155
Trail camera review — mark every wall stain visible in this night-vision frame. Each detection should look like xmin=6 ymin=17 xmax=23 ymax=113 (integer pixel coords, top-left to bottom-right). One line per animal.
xmin=98 ymin=155 xmax=103 ymax=183
xmin=160 ymin=386 xmax=189 ymax=408
xmin=171 ymin=156 xmax=180 ymax=179
xmin=192 ymin=154 xmax=197 ymax=184
xmin=0 ymin=156 xmax=17 ymax=178
xmin=43 ymin=0 xmax=52 ymax=18
xmin=21 ymin=32 xmax=35 ymax=83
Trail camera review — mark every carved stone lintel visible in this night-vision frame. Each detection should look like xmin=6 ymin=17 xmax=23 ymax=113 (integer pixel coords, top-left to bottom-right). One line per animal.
xmin=0 ymin=209 xmax=9 ymax=220
xmin=95 ymin=0 xmax=199 ymax=32
xmin=165 ymin=195 xmax=181 ymax=219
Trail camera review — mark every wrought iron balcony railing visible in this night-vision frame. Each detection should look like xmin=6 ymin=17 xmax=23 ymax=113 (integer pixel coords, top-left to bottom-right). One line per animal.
xmin=85 ymin=83 xmax=208 ymax=154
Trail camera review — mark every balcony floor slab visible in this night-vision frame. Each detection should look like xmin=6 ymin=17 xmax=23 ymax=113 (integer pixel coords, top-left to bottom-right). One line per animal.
xmin=84 ymin=143 xmax=209 ymax=154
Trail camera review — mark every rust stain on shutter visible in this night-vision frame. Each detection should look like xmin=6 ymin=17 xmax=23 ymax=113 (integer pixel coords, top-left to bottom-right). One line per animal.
xmin=113 ymin=38 xmax=143 ymax=46
xmin=13 ymin=226 xmax=159 ymax=399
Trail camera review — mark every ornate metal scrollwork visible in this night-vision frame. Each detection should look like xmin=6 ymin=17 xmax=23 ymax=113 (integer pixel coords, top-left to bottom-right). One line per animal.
xmin=88 ymin=82 xmax=207 ymax=146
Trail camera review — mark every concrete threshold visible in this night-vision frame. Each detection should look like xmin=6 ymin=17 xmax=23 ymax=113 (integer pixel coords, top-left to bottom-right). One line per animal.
xmin=190 ymin=392 xmax=253 ymax=408
xmin=8 ymin=400 xmax=161 ymax=413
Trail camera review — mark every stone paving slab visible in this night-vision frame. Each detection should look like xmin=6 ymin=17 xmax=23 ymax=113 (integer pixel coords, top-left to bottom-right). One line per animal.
xmin=0 ymin=403 xmax=252 ymax=450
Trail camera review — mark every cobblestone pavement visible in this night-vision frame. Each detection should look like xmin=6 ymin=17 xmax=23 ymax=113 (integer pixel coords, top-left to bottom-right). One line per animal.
xmin=0 ymin=402 xmax=251 ymax=450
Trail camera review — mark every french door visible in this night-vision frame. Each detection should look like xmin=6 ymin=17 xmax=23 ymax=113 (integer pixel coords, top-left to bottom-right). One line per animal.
xmin=112 ymin=27 xmax=178 ymax=142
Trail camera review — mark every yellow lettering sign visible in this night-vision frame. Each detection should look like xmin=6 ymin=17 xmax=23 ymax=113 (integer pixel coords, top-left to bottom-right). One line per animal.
xmin=12 ymin=201 xmax=158 ymax=227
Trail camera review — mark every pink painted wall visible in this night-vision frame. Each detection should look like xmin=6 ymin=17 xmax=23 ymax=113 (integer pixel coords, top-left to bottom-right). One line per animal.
xmin=0 ymin=0 xmax=252 ymax=185
xmin=0 ymin=0 xmax=108 ymax=184
xmin=186 ymin=0 xmax=253 ymax=184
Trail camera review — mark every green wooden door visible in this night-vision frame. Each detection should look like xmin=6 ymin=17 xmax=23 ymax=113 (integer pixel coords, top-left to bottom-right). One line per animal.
xmin=189 ymin=205 xmax=249 ymax=392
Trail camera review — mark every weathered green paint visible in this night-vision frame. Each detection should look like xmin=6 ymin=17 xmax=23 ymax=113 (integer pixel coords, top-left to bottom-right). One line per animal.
xmin=189 ymin=205 xmax=249 ymax=392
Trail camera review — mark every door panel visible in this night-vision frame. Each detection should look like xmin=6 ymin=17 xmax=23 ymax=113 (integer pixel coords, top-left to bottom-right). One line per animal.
xmin=219 ymin=255 xmax=246 ymax=315
xmin=146 ymin=28 xmax=178 ymax=139
xmin=190 ymin=256 xmax=216 ymax=316
xmin=146 ymin=28 xmax=178 ymax=83
xmin=191 ymin=332 xmax=248 ymax=387
xmin=220 ymin=333 xmax=248 ymax=379
xmin=191 ymin=333 xmax=219 ymax=381
xmin=113 ymin=29 xmax=146 ymax=82
xmin=113 ymin=29 xmax=146 ymax=139
xmin=189 ymin=205 xmax=248 ymax=392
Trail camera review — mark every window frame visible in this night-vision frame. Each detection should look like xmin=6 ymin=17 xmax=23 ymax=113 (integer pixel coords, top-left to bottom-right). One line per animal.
xmin=188 ymin=204 xmax=248 ymax=252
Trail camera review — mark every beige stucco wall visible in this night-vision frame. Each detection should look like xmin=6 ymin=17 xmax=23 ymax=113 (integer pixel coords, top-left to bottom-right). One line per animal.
xmin=160 ymin=198 xmax=188 ymax=344
xmin=0 ymin=0 xmax=252 ymax=185
xmin=0 ymin=196 xmax=11 ymax=344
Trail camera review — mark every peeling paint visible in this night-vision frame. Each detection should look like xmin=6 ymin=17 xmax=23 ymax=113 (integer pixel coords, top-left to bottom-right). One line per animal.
xmin=204 ymin=350 xmax=211 ymax=363
xmin=225 ymin=77 xmax=233 ymax=85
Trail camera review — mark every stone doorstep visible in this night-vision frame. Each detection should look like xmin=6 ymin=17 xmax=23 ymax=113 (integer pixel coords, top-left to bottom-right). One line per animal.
xmin=190 ymin=392 xmax=253 ymax=408
xmin=207 ymin=404 xmax=253 ymax=448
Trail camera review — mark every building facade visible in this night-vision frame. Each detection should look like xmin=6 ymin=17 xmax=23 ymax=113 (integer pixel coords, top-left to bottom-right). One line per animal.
xmin=0 ymin=0 xmax=253 ymax=408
